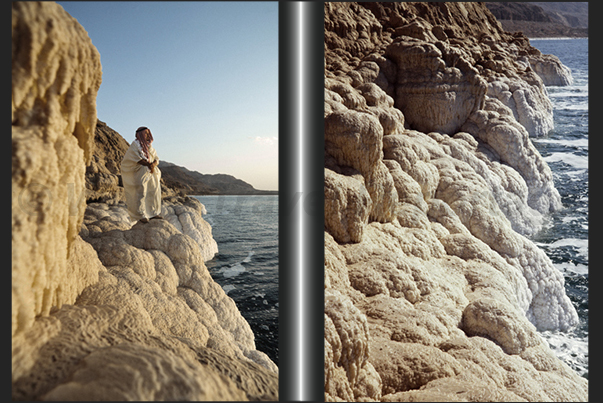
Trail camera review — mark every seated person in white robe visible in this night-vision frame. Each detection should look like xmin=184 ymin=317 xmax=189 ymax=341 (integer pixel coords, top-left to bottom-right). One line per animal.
xmin=120 ymin=126 xmax=163 ymax=223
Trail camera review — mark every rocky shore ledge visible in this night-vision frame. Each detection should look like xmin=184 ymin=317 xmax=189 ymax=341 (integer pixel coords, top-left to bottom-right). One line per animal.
xmin=324 ymin=2 xmax=586 ymax=401
xmin=12 ymin=2 xmax=277 ymax=400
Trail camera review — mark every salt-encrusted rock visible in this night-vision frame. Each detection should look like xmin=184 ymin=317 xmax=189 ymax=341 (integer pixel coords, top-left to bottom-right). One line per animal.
xmin=485 ymin=75 xmax=555 ymax=137
xmin=383 ymin=127 xmax=555 ymax=237
xmin=162 ymin=196 xmax=219 ymax=261
xmin=12 ymin=1 xmax=103 ymax=335
xmin=384 ymin=38 xmax=487 ymax=135
xmin=324 ymin=232 xmax=358 ymax=298
xmin=83 ymin=219 xmax=275 ymax=371
xmin=12 ymin=300 xmax=276 ymax=401
xmin=383 ymin=159 xmax=429 ymax=213
xmin=13 ymin=216 xmax=278 ymax=401
xmin=371 ymin=339 xmax=464 ymax=395
xmin=326 ymin=216 xmax=584 ymax=399
xmin=528 ymin=53 xmax=574 ymax=86
xmin=323 ymin=2 xmax=586 ymax=401
xmin=42 ymin=343 xmax=248 ymax=401
xmin=324 ymin=95 xmax=398 ymax=223
xmin=324 ymin=168 xmax=372 ymax=243
xmin=326 ymin=3 xmax=571 ymax=139
xmin=325 ymin=288 xmax=380 ymax=402
xmin=462 ymin=97 xmax=562 ymax=214
xmin=83 ymin=198 xmax=219 ymax=261
xmin=462 ymin=298 xmax=542 ymax=355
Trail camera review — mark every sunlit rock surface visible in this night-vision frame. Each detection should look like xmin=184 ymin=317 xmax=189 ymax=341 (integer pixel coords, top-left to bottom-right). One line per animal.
xmin=12 ymin=0 xmax=103 ymax=336
xmin=324 ymin=2 xmax=585 ymax=401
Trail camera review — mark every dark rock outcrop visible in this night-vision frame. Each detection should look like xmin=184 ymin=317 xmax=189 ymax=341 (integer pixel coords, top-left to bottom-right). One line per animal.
xmin=85 ymin=120 xmax=128 ymax=202
xmin=531 ymin=2 xmax=588 ymax=28
xmin=486 ymin=2 xmax=555 ymax=23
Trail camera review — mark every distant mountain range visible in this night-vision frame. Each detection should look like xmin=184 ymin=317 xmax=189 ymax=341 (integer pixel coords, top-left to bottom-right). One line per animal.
xmin=158 ymin=160 xmax=277 ymax=195
xmin=485 ymin=2 xmax=588 ymax=38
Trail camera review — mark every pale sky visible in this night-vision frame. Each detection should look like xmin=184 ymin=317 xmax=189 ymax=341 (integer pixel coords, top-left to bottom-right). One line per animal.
xmin=57 ymin=1 xmax=279 ymax=191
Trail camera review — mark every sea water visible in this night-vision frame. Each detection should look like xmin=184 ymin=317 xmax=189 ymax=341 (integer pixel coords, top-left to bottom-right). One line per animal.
xmin=529 ymin=38 xmax=588 ymax=379
xmin=195 ymin=195 xmax=279 ymax=366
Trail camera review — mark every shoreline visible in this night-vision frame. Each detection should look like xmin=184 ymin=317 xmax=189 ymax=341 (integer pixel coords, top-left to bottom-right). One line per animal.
xmin=191 ymin=192 xmax=279 ymax=196
xmin=201 ymin=195 xmax=279 ymax=366
xmin=526 ymin=37 xmax=589 ymax=378
xmin=529 ymin=36 xmax=588 ymax=40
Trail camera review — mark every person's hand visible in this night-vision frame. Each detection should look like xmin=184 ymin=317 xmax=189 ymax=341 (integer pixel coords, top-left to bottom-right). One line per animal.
xmin=149 ymin=160 xmax=158 ymax=174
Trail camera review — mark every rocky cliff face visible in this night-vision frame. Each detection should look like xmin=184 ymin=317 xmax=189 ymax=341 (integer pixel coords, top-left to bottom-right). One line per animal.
xmin=85 ymin=120 xmax=129 ymax=202
xmin=530 ymin=2 xmax=588 ymax=29
xmin=12 ymin=2 xmax=277 ymax=400
xmin=486 ymin=2 xmax=588 ymax=38
xmin=324 ymin=3 xmax=586 ymax=401
xmin=12 ymin=0 xmax=103 ymax=336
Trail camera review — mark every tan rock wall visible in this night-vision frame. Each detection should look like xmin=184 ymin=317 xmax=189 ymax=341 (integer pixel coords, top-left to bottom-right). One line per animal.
xmin=12 ymin=1 xmax=103 ymax=335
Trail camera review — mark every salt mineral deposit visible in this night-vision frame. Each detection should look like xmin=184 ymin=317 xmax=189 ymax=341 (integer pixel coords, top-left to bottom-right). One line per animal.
xmin=324 ymin=2 xmax=586 ymax=401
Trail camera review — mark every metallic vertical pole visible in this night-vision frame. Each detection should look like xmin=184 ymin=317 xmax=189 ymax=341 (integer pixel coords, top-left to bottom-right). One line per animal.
xmin=279 ymin=1 xmax=324 ymax=401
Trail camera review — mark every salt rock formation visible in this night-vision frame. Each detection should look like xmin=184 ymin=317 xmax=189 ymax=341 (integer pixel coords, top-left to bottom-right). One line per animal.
xmin=83 ymin=197 xmax=219 ymax=262
xmin=13 ymin=196 xmax=276 ymax=400
xmin=461 ymin=97 xmax=562 ymax=215
xmin=384 ymin=37 xmax=488 ymax=134
xmin=12 ymin=2 xmax=277 ymax=400
xmin=324 ymin=2 xmax=586 ymax=401
xmin=324 ymin=168 xmax=372 ymax=244
xmin=528 ymin=53 xmax=573 ymax=86
xmin=13 ymin=214 xmax=279 ymax=399
xmin=162 ymin=197 xmax=220 ymax=261
xmin=326 ymin=2 xmax=571 ymax=138
xmin=12 ymin=1 xmax=103 ymax=335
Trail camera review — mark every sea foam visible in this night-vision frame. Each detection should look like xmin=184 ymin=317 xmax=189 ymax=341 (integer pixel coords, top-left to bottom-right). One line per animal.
xmin=541 ymin=330 xmax=588 ymax=378
xmin=533 ymin=138 xmax=588 ymax=149
xmin=537 ymin=238 xmax=588 ymax=259
xmin=543 ymin=152 xmax=588 ymax=170
xmin=220 ymin=263 xmax=246 ymax=278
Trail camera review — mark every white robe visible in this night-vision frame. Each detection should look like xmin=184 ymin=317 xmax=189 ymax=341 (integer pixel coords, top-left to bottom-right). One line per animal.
xmin=120 ymin=139 xmax=162 ymax=222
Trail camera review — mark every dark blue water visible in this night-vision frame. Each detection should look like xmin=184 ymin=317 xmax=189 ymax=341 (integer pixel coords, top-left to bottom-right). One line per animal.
xmin=195 ymin=195 xmax=279 ymax=366
xmin=529 ymin=38 xmax=588 ymax=378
